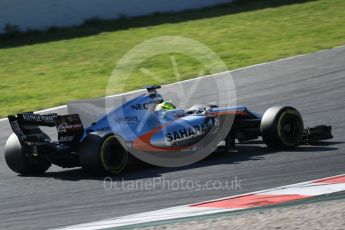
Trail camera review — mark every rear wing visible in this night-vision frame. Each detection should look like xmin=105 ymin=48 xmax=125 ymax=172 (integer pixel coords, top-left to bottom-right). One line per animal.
xmin=8 ymin=113 xmax=84 ymax=148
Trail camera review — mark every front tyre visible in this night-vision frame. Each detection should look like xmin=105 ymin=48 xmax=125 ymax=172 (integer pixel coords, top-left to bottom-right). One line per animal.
xmin=260 ymin=106 xmax=304 ymax=149
xmin=4 ymin=133 xmax=51 ymax=175
xmin=79 ymin=133 xmax=128 ymax=175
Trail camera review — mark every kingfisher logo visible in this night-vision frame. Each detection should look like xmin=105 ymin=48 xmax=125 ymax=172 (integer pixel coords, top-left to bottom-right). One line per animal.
xmin=165 ymin=123 xmax=210 ymax=146
xmin=22 ymin=114 xmax=56 ymax=122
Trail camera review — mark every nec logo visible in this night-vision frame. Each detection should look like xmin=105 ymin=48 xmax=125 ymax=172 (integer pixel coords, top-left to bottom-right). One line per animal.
xmin=131 ymin=103 xmax=149 ymax=110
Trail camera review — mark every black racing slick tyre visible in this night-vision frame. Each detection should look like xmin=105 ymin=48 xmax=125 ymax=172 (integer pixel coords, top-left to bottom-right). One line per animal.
xmin=260 ymin=106 xmax=304 ymax=149
xmin=4 ymin=133 xmax=51 ymax=175
xmin=79 ymin=133 xmax=128 ymax=175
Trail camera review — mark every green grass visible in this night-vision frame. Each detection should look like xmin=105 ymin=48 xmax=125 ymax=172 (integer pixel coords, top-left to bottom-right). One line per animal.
xmin=0 ymin=0 xmax=345 ymax=117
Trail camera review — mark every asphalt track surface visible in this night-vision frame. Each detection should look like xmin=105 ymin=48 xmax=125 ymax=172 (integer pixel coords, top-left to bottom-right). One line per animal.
xmin=1 ymin=46 xmax=345 ymax=229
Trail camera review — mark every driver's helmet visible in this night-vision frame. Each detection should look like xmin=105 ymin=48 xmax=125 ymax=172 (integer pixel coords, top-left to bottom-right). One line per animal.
xmin=155 ymin=101 xmax=176 ymax=112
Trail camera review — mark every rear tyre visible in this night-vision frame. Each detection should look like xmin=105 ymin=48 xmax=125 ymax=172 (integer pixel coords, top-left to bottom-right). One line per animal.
xmin=4 ymin=133 xmax=51 ymax=175
xmin=260 ymin=106 xmax=304 ymax=149
xmin=79 ymin=133 xmax=128 ymax=175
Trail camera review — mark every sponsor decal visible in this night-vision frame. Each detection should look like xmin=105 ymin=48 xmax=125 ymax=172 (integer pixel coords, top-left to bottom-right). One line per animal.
xmin=11 ymin=120 xmax=27 ymax=141
xmin=131 ymin=103 xmax=149 ymax=110
xmin=57 ymin=123 xmax=82 ymax=133
xmin=165 ymin=123 xmax=210 ymax=146
xmin=126 ymin=142 xmax=133 ymax=149
xmin=171 ymin=111 xmax=184 ymax=118
xmin=59 ymin=135 xmax=74 ymax=142
xmin=22 ymin=114 xmax=56 ymax=122
xmin=96 ymin=127 xmax=111 ymax=131
xmin=131 ymin=99 xmax=162 ymax=110
xmin=56 ymin=143 xmax=70 ymax=150
xmin=114 ymin=116 xmax=139 ymax=124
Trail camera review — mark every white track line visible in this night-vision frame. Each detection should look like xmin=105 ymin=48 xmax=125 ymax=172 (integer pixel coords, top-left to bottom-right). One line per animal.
xmin=1 ymin=45 xmax=344 ymax=124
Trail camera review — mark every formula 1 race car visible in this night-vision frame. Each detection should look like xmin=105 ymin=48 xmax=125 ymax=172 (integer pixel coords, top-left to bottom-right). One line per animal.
xmin=4 ymin=86 xmax=333 ymax=175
